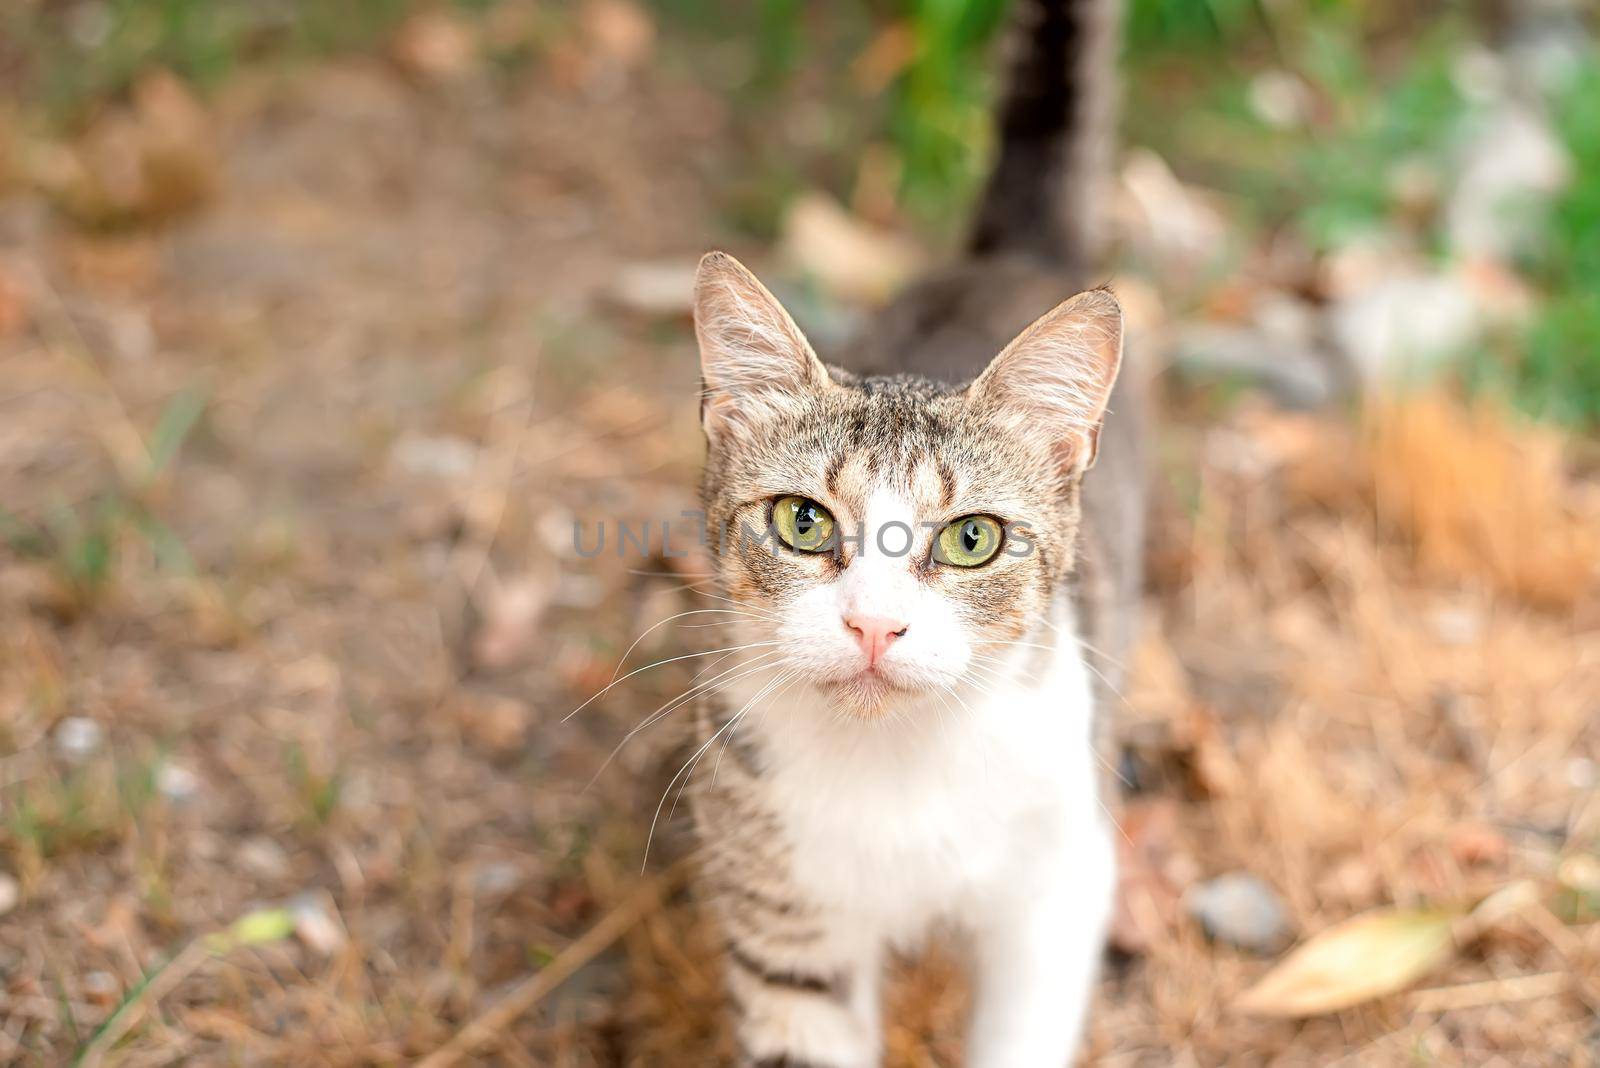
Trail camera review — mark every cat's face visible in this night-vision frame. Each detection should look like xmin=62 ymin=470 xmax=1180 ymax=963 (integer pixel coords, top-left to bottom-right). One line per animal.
xmin=694 ymin=253 xmax=1122 ymax=719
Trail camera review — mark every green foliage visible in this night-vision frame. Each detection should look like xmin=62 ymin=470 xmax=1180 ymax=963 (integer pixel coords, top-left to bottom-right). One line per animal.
xmin=1128 ymin=2 xmax=1600 ymax=427
xmin=1542 ymin=66 xmax=1600 ymax=286
xmin=755 ymin=0 xmax=807 ymax=91
xmin=650 ymin=0 xmax=1009 ymax=235
xmin=888 ymin=0 xmax=1008 ymax=222
xmin=1293 ymin=27 xmax=1467 ymax=252
xmin=285 ymin=742 xmax=343 ymax=827
xmin=0 ymin=390 xmax=203 ymax=606
xmin=4 ymin=753 xmax=157 ymax=862
xmin=1125 ymin=3 xmax=1472 ymax=250
xmin=1503 ymin=62 xmax=1600 ymax=426
xmin=1126 ymin=0 xmax=1264 ymax=53
xmin=144 ymin=384 xmax=206 ymax=479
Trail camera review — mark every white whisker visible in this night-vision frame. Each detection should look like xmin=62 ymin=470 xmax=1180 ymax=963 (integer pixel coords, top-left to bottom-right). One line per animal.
xmin=606 ymin=608 xmax=778 ymax=689
xmin=562 ymin=641 xmax=785 ymax=723
xmin=644 ymin=668 xmax=794 ymax=870
xmin=581 ymin=652 xmax=785 ymax=792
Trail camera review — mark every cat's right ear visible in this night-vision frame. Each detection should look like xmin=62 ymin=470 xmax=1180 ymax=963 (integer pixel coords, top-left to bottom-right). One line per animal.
xmin=693 ymin=251 xmax=831 ymax=444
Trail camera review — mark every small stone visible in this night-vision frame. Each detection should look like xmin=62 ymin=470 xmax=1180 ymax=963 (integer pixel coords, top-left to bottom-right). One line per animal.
xmin=1429 ymin=606 xmax=1483 ymax=646
xmin=1248 ymin=70 xmax=1314 ymax=129
xmin=289 ymin=893 xmax=347 ymax=955
xmin=390 ymin=433 xmax=477 ymax=479
xmin=472 ymin=861 xmax=523 ymax=898
xmin=1568 ymin=758 xmax=1598 ymax=791
xmin=1173 ymin=325 xmax=1334 ymax=410
xmin=238 ymin=836 xmax=291 ymax=881
xmin=1447 ymin=101 xmax=1571 ymax=260
xmin=54 ymin=717 xmax=104 ymax=762
xmin=0 ymin=873 xmax=19 ymax=916
xmin=1328 ymin=268 xmax=1484 ymax=386
xmin=1187 ymin=872 xmax=1292 ymax=954
xmin=81 ymin=970 xmax=119 ymax=1005
xmin=156 ymin=762 xmax=201 ymax=804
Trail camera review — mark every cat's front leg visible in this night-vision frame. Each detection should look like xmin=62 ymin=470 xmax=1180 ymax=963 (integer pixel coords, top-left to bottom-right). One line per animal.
xmin=965 ymin=820 xmax=1116 ymax=1068
xmin=693 ymin=782 xmax=883 ymax=1067
xmin=722 ymin=920 xmax=882 ymax=1068
xmin=703 ymin=870 xmax=883 ymax=1067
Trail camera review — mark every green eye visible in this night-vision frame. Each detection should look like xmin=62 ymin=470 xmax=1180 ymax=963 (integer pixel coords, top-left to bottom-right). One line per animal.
xmin=773 ymin=496 xmax=836 ymax=553
xmin=936 ymin=515 xmax=1003 ymax=567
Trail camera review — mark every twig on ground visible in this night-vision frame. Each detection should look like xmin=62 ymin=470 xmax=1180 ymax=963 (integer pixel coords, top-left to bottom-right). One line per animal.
xmin=417 ymin=861 xmax=690 ymax=1068
xmin=1411 ymin=971 xmax=1568 ymax=1013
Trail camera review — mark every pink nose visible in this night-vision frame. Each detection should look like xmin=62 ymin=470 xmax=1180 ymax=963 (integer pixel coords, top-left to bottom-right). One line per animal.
xmin=844 ymin=614 xmax=908 ymax=667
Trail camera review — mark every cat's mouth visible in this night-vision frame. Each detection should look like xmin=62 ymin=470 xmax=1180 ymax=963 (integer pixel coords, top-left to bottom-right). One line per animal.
xmin=817 ymin=664 xmax=921 ymax=714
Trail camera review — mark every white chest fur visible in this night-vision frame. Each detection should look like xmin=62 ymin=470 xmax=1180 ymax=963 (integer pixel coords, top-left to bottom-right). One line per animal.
xmin=726 ymin=623 xmax=1105 ymax=946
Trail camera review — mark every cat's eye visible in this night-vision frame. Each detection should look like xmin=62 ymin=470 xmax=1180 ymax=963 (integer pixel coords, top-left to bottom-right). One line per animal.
xmin=935 ymin=515 xmax=1004 ymax=568
xmin=773 ymin=496 xmax=836 ymax=553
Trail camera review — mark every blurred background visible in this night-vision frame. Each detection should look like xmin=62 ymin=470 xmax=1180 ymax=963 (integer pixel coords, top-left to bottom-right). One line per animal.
xmin=1 ymin=0 xmax=1598 ymax=1063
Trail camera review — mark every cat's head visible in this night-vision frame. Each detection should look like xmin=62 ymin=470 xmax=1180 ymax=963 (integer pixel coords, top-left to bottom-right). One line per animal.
xmin=693 ymin=252 xmax=1122 ymax=718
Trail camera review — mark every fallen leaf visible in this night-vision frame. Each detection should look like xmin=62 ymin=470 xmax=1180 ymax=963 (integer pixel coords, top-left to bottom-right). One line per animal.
xmin=209 ymin=907 xmax=296 ymax=953
xmin=1234 ymin=905 xmax=1460 ymax=1017
xmin=1235 ymin=882 xmax=1537 ymax=1018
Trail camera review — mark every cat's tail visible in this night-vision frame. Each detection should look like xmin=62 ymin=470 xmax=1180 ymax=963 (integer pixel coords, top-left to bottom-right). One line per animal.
xmin=968 ymin=0 xmax=1123 ymax=269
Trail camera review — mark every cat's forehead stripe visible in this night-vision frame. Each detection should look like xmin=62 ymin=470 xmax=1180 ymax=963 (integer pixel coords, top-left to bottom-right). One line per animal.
xmin=828 ymin=453 xmax=873 ymax=519
xmin=823 ymin=452 xmax=844 ymax=499
xmin=910 ymin=459 xmax=949 ymax=516
xmin=936 ymin=459 xmax=956 ymax=511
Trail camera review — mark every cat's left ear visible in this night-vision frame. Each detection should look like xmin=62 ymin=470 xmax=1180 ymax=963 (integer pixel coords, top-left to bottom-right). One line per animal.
xmin=967 ymin=287 xmax=1123 ymax=478
xmin=693 ymin=251 xmax=832 ymax=444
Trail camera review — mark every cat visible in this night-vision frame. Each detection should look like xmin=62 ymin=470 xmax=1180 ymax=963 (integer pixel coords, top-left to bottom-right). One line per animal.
xmin=684 ymin=0 xmax=1142 ymax=1065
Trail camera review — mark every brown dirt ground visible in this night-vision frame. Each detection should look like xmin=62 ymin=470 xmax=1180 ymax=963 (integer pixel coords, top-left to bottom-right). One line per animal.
xmin=2 ymin=35 xmax=1599 ymax=1068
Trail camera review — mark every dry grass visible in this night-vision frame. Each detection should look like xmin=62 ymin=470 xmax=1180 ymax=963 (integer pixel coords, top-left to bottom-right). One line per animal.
xmin=1 ymin=28 xmax=1597 ymax=1068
